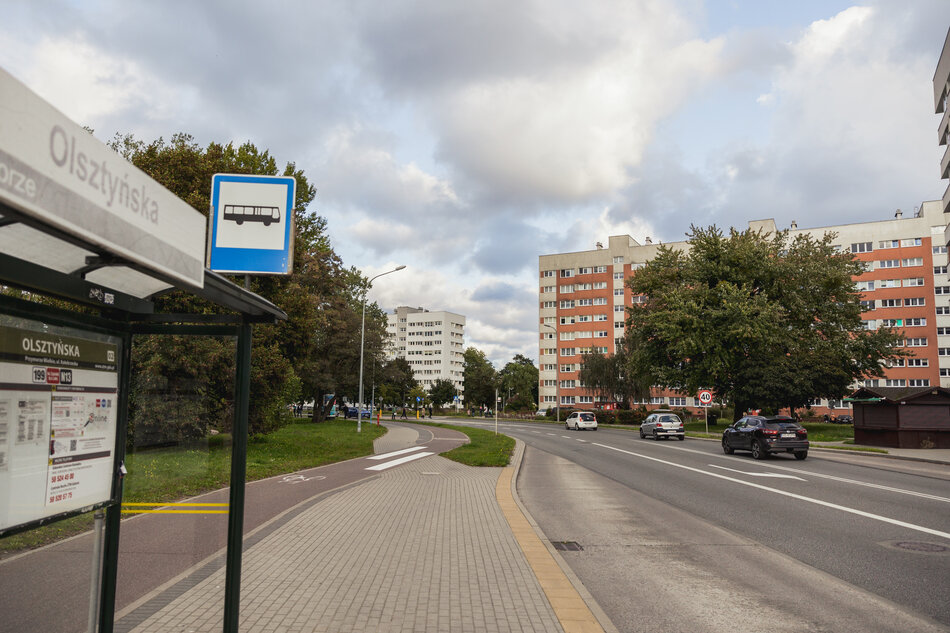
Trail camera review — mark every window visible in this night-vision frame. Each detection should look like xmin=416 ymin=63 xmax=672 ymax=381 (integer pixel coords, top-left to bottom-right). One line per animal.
xmin=934 ymin=245 xmax=948 ymax=254
xmin=878 ymin=259 xmax=900 ymax=269
xmin=542 ymin=301 xmax=556 ymax=308
xmin=614 ymin=321 xmax=624 ymax=328
xmin=542 ymin=364 xmax=556 ymax=370
xmin=902 ymin=258 xmax=923 ymax=267
xmin=881 ymin=319 xmax=902 ymax=327
xmin=856 ymin=280 xmax=875 ymax=292
xmin=905 ymin=318 xmax=926 ymax=327
xmin=906 ymin=338 xmax=928 ymax=347
xmin=630 ymin=295 xmax=647 ymax=304
xmin=593 ymin=281 xmax=607 ymax=289
xmin=851 ymin=242 xmax=873 ymax=253
xmin=595 ymin=331 xmax=608 ymax=338
xmin=900 ymin=238 xmax=922 ymax=247
xmin=541 ymin=286 xmax=554 ymax=293
xmin=593 ymin=314 xmax=608 ymax=322
xmin=885 ymin=379 xmax=906 ymax=387
xmin=559 ymin=331 xmax=575 ymax=341
xmin=938 ymin=327 xmax=950 ymax=335
xmin=560 ymin=285 xmax=574 ymax=293
xmin=937 ymin=306 xmax=950 ymax=315
xmin=905 ymin=297 xmax=926 ymax=307
xmin=612 ymin=256 xmax=624 ymax=263
xmin=880 ymin=279 xmax=900 ymax=288
xmin=560 ymin=316 xmax=574 ymax=325
xmin=575 ymin=283 xmax=592 ymax=291
xmin=560 ymin=300 xmax=574 ymax=309
xmin=669 ymin=397 xmax=686 ymax=406
xmin=936 ymin=286 xmax=950 ymax=295
xmin=863 ymin=379 xmax=880 ymax=387
xmin=860 ymin=300 xmax=876 ymax=311
xmin=879 ymin=240 xmax=900 ymax=249
xmin=542 ymin=270 xmax=555 ymax=277
xmin=886 ymin=358 xmax=905 ymax=367
xmin=560 ymin=269 xmax=574 ymax=278
xmin=560 ymin=348 xmax=576 ymax=356
xmin=576 ymin=315 xmax=591 ymax=323
xmin=593 ymin=297 xmax=608 ymax=305
xmin=559 ymin=380 xmax=576 ymax=388
xmin=650 ymin=397 xmax=665 ymax=405
xmin=903 ymin=277 xmax=925 ymax=287
xmin=578 ymin=267 xmax=592 ymax=275
xmin=909 ymin=379 xmax=930 ymax=387
xmin=907 ymin=358 xmax=929 ymax=367
xmin=594 ymin=265 xmax=607 ymax=273
xmin=577 ymin=396 xmax=593 ymax=404
xmin=613 ymin=289 xmax=624 ymax=296
xmin=575 ymin=331 xmax=592 ymax=339
xmin=576 ymin=298 xmax=593 ymax=306
xmin=614 ymin=305 xmax=625 ymax=312
xmin=613 ymin=272 xmax=624 ymax=279
xmin=880 ymin=298 xmax=900 ymax=307
xmin=940 ymin=348 xmax=950 ymax=356
xmin=936 ymin=266 xmax=948 ymax=275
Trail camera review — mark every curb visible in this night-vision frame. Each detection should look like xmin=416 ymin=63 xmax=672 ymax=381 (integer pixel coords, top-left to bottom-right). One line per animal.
xmin=499 ymin=439 xmax=619 ymax=633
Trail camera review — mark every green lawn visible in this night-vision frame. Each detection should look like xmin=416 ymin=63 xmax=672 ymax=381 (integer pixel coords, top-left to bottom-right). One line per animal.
xmin=1 ymin=420 xmax=384 ymax=556
xmin=419 ymin=422 xmax=516 ymax=467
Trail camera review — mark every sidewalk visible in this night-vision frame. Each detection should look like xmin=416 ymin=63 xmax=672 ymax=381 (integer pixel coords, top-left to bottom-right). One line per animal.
xmin=115 ymin=422 xmax=608 ymax=633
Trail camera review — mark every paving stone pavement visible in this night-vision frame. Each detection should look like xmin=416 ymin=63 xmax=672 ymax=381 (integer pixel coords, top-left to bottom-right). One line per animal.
xmin=122 ymin=449 xmax=565 ymax=632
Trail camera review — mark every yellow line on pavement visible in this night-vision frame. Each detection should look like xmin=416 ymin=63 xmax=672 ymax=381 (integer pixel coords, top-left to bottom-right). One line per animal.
xmin=121 ymin=502 xmax=229 ymax=514
xmin=496 ymin=467 xmax=605 ymax=633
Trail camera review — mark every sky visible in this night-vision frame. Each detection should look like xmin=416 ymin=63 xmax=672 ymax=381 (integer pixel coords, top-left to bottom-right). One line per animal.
xmin=2 ymin=0 xmax=950 ymax=367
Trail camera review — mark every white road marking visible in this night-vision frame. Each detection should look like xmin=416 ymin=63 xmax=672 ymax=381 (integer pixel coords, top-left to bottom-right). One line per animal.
xmin=561 ymin=435 xmax=572 ymax=439
xmin=546 ymin=433 xmax=556 ymax=436
xmin=593 ymin=443 xmax=950 ymax=541
xmin=365 ymin=452 xmax=434 ymax=471
xmin=367 ymin=446 xmax=427 ymax=460
xmin=665 ymin=444 xmax=950 ymax=504
xmin=708 ymin=465 xmax=806 ymax=481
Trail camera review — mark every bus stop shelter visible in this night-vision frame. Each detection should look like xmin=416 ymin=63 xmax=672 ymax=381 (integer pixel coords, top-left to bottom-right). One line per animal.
xmin=0 ymin=67 xmax=286 ymax=632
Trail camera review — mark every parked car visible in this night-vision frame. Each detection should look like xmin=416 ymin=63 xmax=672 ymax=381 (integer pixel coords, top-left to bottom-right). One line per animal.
xmin=565 ymin=411 xmax=598 ymax=431
xmin=722 ymin=415 xmax=809 ymax=460
xmin=343 ymin=407 xmax=371 ymax=419
xmin=831 ymin=414 xmax=853 ymax=425
xmin=640 ymin=411 xmax=685 ymax=440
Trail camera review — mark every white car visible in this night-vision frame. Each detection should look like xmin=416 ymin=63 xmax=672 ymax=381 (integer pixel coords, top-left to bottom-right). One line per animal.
xmin=640 ymin=411 xmax=685 ymax=441
xmin=565 ymin=411 xmax=598 ymax=431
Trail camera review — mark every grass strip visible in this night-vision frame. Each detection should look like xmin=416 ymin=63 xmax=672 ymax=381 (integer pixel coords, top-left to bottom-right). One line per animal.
xmin=419 ymin=422 xmax=515 ymax=467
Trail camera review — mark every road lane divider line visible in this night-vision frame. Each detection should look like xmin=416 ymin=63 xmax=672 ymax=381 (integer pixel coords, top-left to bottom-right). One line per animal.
xmin=707 ymin=465 xmax=806 ymax=480
xmin=365 ymin=452 xmax=434 ymax=471
xmin=367 ymin=445 xmax=428 ymax=460
xmin=664 ymin=443 xmax=950 ymax=504
xmin=592 ymin=443 xmax=950 ymax=541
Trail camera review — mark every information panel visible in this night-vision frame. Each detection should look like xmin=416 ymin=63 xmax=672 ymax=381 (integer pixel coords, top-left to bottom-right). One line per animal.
xmin=0 ymin=317 xmax=119 ymax=534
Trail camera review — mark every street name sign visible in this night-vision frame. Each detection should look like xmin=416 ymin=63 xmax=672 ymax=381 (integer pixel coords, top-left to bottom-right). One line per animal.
xmin=0 ymin=68 xmax=206 ymax=289
xmin=207 ymin=173 xmax=296 ymax=275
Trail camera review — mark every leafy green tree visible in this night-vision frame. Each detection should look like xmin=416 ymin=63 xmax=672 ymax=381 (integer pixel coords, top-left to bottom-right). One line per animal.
xmin=428 ymin=378 xmax=458 ymax=408
xmin=378 ymin=358 xmax=418 ymax=406
xmin=463 ymin=347 xmax=498 ymax=409
xmin=624 ymin=225 xmax=906 ymax=420
xmin=498 ymin=354 xmax=539 ymax=411
xmin=578 ymin=347 xmax=649 ymax=409
xmin=408 ymin=385 xmax=428 ymax=412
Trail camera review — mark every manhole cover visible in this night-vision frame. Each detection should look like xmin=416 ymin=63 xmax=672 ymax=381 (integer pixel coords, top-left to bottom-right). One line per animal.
xmin=894 ymin=541 xmax=948 ymax=553
xmin=552 ymin=541 xmax=583 ymax=552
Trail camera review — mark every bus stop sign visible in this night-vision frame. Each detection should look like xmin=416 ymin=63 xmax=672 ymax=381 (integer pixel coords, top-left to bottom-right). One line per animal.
xmin=208 ymin=173 xmax=296 ymax=275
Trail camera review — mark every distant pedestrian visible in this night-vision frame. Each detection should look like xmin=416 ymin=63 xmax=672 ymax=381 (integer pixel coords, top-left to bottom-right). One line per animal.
xmin=391 ymin=406 xmax=397 ymax=420
xmin=427 ymin=405 xmax=433 ymax=419
xmin=342 ymin=404 xmax=350 ymax=419
xmin=400 ymin=407 xmax=407 ymax=419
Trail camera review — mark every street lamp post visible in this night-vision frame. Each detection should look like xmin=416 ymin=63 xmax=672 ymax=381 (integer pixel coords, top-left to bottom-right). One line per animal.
xmin=358 ymin=265 xmax=406 ymax=432
xmin=541 ymin=323 xmax=560 ymax=423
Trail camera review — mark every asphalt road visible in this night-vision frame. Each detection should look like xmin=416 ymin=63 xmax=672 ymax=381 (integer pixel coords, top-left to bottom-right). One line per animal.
xmin=456 ymin=418 xmax=950 ymax=633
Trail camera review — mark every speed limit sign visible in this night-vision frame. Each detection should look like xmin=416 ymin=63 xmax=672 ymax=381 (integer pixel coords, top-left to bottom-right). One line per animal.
xmin=698 ymin=390 xmax=713 ymax=405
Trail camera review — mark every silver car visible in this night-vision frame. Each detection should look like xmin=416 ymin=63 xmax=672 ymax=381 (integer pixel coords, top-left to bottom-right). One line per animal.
xmin=640 ymin=411 xmax=685 ymax=440
xmin=565 ymin=411 xmax=598 ymax=431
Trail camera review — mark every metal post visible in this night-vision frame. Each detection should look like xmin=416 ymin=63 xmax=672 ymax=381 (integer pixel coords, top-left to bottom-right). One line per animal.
xmin=357 ymin=265 xmax=405 ymax=433
xmin=223 ymin=320 xmax=252 ymax=633
xmin=494 ymin=388 xmax=498 ymax=434
xmin=87 ymin=510 xmax=105 ymax=632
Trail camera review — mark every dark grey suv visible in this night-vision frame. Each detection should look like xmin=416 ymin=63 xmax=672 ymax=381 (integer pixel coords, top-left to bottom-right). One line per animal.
xmin=722 ymin=415 xmax=809 ymax=460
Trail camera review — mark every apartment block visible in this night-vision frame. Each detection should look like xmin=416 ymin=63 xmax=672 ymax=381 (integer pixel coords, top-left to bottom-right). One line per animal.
xmin=538 ymin=201 xmax=950 ymax=414
xmin=935 ymin=26 xmax=950 ymax=213
xmin=386 ymin=306 xmax=466 ymax=395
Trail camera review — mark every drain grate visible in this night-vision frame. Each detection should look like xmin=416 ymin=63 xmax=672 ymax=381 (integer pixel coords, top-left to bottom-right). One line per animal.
xmin=894 ymin=541 xmax=948 ymax=553
xmin=552 ymin=541 xmax=583 ymax=552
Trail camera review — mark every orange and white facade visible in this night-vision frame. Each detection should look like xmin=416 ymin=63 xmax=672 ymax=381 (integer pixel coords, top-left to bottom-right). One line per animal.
xmin=538 ymin=201 xmax=950 ymax=415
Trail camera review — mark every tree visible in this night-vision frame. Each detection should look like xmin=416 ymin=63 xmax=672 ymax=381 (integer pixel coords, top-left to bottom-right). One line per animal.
xmin=498 ymin=354 xmax=539 ymax=411
xmin=378 ymin=358 xmax=418 ymax=406
xmin=463 ymin=347 xmax=498 ymax=409
xmin=429 ymin=378 xmax=458 ymax=408
xmin=578 ymin=347 xmax=649 ymax=409
xmin=624 ymin=225 xmax=906 ymax=420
